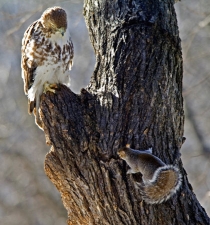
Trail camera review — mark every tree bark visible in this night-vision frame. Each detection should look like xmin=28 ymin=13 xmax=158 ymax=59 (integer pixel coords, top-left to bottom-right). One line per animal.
xmin=40 ymin=0 xmax=210 ymax=224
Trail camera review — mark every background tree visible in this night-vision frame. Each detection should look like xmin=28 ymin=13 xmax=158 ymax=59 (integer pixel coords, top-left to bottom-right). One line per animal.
xmin=39 ymin=0 xmax=210 ymax=224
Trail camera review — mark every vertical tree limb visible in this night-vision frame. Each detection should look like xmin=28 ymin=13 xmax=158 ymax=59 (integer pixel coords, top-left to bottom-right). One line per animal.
xmin=40 ymin=0 xmax=210 ymax=224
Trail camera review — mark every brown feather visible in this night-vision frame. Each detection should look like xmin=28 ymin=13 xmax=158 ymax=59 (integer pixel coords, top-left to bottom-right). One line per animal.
xmin=21 ymin=21 xmax=38 ymax=94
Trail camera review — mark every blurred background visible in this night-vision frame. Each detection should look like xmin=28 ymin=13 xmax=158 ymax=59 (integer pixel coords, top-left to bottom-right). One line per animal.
xmin=0 ymin=0 xmax=209 ymax=224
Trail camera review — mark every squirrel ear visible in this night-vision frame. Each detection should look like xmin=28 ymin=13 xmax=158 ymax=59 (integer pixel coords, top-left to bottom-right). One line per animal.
xmin=126 ymin=144 xmax=130 ymax=148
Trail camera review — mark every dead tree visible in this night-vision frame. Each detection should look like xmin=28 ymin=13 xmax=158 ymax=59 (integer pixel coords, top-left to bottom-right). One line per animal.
xmin=40 ymin=0 xmax=210 ymax=224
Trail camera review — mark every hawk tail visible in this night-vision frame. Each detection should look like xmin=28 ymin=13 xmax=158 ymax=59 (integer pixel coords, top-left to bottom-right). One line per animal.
xmin=28 ymin=99 xmax=35 ymax=115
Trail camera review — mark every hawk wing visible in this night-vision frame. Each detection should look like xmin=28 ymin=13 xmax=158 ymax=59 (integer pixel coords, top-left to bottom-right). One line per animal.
xmin=21 ymin=20 xmax=45 ymax=113
xmin=21 ymin=20 xmax=40 ymax=95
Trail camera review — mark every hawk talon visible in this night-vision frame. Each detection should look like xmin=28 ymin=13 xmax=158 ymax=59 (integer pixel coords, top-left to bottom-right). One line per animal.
xmin=43 ymin=82 xmax=58 ymax=94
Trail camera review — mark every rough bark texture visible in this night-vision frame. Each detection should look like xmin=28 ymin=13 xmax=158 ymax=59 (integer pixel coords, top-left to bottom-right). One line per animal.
xmin=40 ymin=0 xmax=210 ymax=224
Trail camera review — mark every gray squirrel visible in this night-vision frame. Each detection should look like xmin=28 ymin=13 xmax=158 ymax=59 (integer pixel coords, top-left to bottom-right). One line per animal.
xmin=117 ymin=144 xmax=182 ymax=204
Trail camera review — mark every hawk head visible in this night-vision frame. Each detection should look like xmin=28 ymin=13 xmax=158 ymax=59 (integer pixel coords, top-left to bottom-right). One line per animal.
xmin=41 ymin=6 xmax=67 ymax=36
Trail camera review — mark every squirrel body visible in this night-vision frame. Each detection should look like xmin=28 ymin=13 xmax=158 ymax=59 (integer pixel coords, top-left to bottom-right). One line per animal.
xmin=117 ymin=144 xmax=182 ymax=204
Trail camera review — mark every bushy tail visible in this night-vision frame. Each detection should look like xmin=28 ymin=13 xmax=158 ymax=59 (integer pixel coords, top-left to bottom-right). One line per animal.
xmin=139 ymin=165 xmax=182 ymax=204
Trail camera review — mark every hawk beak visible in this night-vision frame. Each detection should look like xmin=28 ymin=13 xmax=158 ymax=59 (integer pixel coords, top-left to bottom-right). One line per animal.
xmin=58 ymin=28 xmax=65 ymax=36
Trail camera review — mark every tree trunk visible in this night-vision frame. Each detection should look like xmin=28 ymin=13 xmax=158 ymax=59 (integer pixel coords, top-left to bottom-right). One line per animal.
xmin=40 ymin=0 xmax=210 ymax=224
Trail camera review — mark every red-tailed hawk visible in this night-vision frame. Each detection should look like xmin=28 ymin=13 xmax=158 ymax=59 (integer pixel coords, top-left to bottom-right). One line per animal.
xmin=21 ymin=6 xmax=74 ymax=128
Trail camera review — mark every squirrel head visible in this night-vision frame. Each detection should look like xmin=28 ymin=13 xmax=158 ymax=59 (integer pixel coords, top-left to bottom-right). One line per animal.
xmin=117 ymin=144 xmax=130 ymax=159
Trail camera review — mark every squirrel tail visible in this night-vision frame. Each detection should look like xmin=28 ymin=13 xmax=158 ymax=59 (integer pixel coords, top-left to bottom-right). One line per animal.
xmin=139 ymin=165 xmax=182 ymax=204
